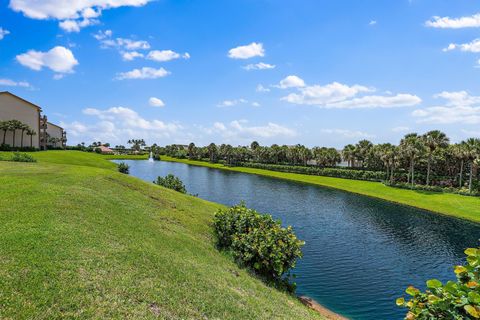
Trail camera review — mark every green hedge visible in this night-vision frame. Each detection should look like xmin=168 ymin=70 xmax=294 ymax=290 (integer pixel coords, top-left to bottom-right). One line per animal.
xmin=238 ymin=162 xmax=387 ymax=181
xmin=385 ymin=181 xmax=479 ymax=197
xmin=213 ymin=204 xmax=304 ymax=288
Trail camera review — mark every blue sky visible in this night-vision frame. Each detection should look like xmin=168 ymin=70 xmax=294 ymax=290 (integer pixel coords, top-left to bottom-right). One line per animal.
xmin=1 ymin=0 xmax=480 ymax=147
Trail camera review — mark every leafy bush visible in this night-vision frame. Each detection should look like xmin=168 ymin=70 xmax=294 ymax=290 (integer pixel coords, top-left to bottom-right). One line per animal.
xmin=10 ymin=152 xmax=36 ymax=163
xmin=385 ymin=181 xmax=480 ymax=197
xmin=397 ymin=247 xmax=480 ymax=319
xmin=117 ymin=162 xmax=130 ymax=174
xmin=239 ymin=162 xmax=387 ymax=181
xmin=154 ymin=174 xmax=187 ymax=193
xmin=213 ymin=203 xmax=304 ymax=288
xmin=94 ymin=147 xmax=102 ymax=154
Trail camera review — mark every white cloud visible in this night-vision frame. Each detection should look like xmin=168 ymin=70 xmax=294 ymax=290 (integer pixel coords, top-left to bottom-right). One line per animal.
xmin=443 ymin=38 xmax=480 ymax=53
xmin=228 ymin=42 xmax=265 ymax=59
xmin=203 ymin=120 xmax=296 ymax=141
xmin=115 ymin=67 xmax=170 ymax=80
xmin=147 ymin=50 xmax=190 ymax=62
xmin=16 ymin=46 xmax=78 ymax=74
xmin=93 ymin=29 xmax=112 ymax=40
xmin=412 ymin=91 xmax=480 ymax=124
xmin=243 ymin=62 xmax=275 ymax=70
xmin=281 ymin=80 xmax=421 ymax=109
xmin=121 ymin=51 xmax=144 ymax=61
xmin=251 ymin=102 xmax=261 ymax=107
xmin=369 ymin=20 xmax=377 ymax=26
xmin=62 ymin=105 xmax=181 ymax=144
xmin=256 ymin=84 xmax=270 ymax=92
xmin=0 ymin=27 xmax=10 ymax=40
xmin=217 ymin=99 xmax=248 ymax=107
xmin=321 ymin=129 xmax=375 ymax=139
xmin=277 ymin=75 xmax=306 ymax=89
xmin=149 ymin=97 xmax=165 ymax=107
xmin=462 ymin=129 xmax=480 ymax=137
xmin=0 ymin=78 xmax=31 ymax=88
xmin=94 ymin=30 xmax=150 ymax=51
xmin=9 ymin=0 xmax=152 ymax=32
xmin=426 ymin=13 xmax=480 ymax=29
xmin=392 ymin=126 xmax=411 ymax=133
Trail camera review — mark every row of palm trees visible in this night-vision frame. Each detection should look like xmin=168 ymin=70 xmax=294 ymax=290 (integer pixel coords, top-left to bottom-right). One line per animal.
xmin=0 ymin=119 xmax=37 ymax=148
xmin=158 ymin=130 xmax=480 ymax=192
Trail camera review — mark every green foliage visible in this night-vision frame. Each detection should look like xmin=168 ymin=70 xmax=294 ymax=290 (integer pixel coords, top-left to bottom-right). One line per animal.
xmin=213 ymin=203 xmax=304 ymax=288
xmin=117 ymin=162 xmax=130 ymax=174
xmin=94 ymin=147 xmax=102 ymax=154
xmin=240 ymin=162 xmax=387 ymax=181
xmin=10 ymin=152 xmax=36 ymax=163
xmin=385 ymin=181 xmax=480 ymax=197
xmin=397 ymin=247 xmax=480 ymax=319
xmin=154 ymin=174 xmax=187 ymax=193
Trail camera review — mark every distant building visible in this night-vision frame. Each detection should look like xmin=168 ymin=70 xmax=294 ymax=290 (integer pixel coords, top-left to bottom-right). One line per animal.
xmin=0 ymin=91 xmax=66 ymax=150
xmin=46 ymin=122 xmax=66 ymax=149
xmin=96 ymin=145 xmax=114 ymax=154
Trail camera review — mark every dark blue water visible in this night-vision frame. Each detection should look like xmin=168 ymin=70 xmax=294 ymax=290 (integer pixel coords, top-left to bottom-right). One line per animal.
xmin=115 ymin=160 xmax=480 ymax=320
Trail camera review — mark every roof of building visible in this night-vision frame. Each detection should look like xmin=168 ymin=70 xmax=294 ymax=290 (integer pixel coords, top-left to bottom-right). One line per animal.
xmin=0 ymin=91 xmax=42 ymax=112
xmin=98 ymin=146 xmax=114 ymax=153
xmin=47 ymin=122 xmax=64 ymax=130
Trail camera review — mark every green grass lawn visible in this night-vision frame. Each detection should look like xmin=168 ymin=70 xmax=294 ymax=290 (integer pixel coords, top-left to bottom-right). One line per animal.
xmin=0 ymin=151 xmax=321 ymax=320
xmin=160 ymin=156 xmax=480 ymax=224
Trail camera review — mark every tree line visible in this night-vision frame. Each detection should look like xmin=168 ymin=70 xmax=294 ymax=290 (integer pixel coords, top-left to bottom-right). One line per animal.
xmin=0 ymin=120 xmax=37 ymax=148
xmin=156 ymin=130 xmax=480 ymax=193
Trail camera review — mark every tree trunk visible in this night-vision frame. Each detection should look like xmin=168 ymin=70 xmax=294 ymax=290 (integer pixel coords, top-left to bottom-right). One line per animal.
xmin=2 ymin=130 xmax=6 ymax=145
xmin=469 ymin=162 xmax=474 ymax=193
xmin=459 ymin=160 xmax=464 ymax=188
xmin=30 ymin=135 xmax=33 ymax=148
xmin=390 ymin=164 xmax=395 ymax=183
xmin=20 ymin=130 xmax=25 ymax=148
xmin=426 ymin=154 xmax=432 ymax=186
xmin=411 ymin=158 xmax=415 ymax=186
xmin=12 ymin=130 xmax=16 ymax=148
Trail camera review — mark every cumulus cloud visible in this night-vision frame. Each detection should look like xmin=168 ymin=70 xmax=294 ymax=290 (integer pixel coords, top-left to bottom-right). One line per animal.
xmin=256 ymin=84 xmax=270 ymax=92
xmin=202 ymin=120 xmax=296 ymax=141
xmin=62 ymin=106 xmax=181 ymax=144
xmin=115 ymin=67 xmax=170 ymax=80
xmin=412 ymin=91 xmax=480 ymax=124
xmin=426 ymin=13 xmax=480 ymax=29
xmin=147 ymin=50 xmax=190 ymax=62
xmin=228 ymin=42 xmax=265 ymax=59
xmin=0 ymin=78 xmax=31 ymax=88
xmin=277 ymin=75 xmax=306 ymax=89
xmin=443 ymin=38 xmax=480 ymax=53
xmin=280 ymin=79 xmax=421 ymax=109
xmin=16 ymin=46 xmax=78 ymax=74
xmin=121 ymin=51 xmax=144 ymax=61
xmin=369 ymin=20 xmax=377 ymax=26
xmin=243 ymin=62 xmax=275 ymax=70
xmin=9 ymin=0 xmax=152 ymax=32
xmin=321 ymin=129 xmax=375 ymax=139
xmin=217 ymin=99 xmax=248 ymax=107
xmin=0 ymin=27 xmax=10 ymax=40
xmin=149 ymin=97 xmax=165 ymax=107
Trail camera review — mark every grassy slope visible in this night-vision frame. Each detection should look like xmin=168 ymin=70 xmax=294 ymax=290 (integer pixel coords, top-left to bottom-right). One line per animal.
xmin=0 ymin=151 xmax=321 ymax=320
xmin=160 ymin=156 xmax=480 ymax=224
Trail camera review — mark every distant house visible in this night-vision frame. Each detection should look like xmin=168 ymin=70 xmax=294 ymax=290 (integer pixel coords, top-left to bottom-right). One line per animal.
xmin=46 ymin=122 xmax=66 ymax=149
xmin=96 ymin=145 xmax=114 ymax=154
xmin=0 ymin=91 xmax=42 ymax=149
xmin=0 ymin=91 xmax=66 ymax=150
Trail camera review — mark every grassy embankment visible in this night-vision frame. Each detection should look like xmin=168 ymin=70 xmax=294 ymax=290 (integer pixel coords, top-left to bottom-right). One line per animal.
xmin=160 ymin=156 xmax=480 ymax=224
xmin=0 ymin=151 xmax=322 ymax=320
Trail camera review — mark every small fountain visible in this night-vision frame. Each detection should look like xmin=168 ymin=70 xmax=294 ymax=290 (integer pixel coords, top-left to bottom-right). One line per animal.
xmin=148 ymin=151 xmax=154 ymax=163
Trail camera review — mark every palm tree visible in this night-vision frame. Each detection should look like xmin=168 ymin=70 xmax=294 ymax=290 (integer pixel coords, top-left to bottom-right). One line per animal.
xmin=422 ymin=130 xmax=449 ymax=185
xmin=8 ymin=120 xmax=23 ymax=148
xmin=453 ymin=143 xmax=468 ymax=188
xmin=375 ymin=143 xmax=395 ymax=180
xmin=400 ymin=133 xmax=425 ymax=186
xmin=207 ymin=143 xmax=217 ymax=162
xmin=464 ymin=138 xmax=480 ymax=193
xmin=26 ymin=128 xmax=36 ymax=148
xmin=19 ymin=124 xmax=29 ymax=148
xmin=188 ymin=142 xmax=196 ymax=160
xmin=355 ymin=140 xmax=373 ymax=168
xmin=342 ymin=144 xmax=356 ymax=167
xmin=0 ymin=121 xmax=8 ymax=145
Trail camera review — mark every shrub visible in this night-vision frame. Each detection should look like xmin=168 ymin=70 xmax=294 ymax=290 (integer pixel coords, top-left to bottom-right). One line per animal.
xmin=94 ymin=147 xmax=102 ymax=154
xmin=117 ymin=162 xmax=130 ymax=174
xmin=154 ymin=174 xmax=187 ymax=193
xmin=397 ymin=247 xmax=480 ymax=319
xmin=385 ymin=181 xmax=480 ymax=197
xmin=213 ymin=203 xmax=304 ymax=288
xmin=10 ymin=152 xmax=36 ymax=163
